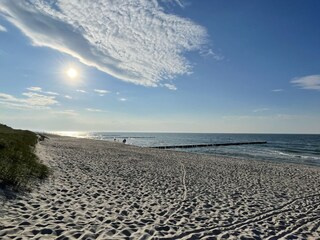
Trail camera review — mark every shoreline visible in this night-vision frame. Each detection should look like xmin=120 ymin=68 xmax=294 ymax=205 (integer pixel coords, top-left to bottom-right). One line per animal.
xmin=48 ymin=132 xmax=320 ymax=169
xmin=1 ymin=134 xmax=320 ymax=239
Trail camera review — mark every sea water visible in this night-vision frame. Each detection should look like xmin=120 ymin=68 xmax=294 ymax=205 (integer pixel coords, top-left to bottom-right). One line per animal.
xmin=54 ymin=132 xmax=320 ymax=167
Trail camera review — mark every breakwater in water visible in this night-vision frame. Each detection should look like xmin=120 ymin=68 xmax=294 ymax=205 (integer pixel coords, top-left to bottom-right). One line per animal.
xmin=152 ymin=141 xmax=267 ymax=149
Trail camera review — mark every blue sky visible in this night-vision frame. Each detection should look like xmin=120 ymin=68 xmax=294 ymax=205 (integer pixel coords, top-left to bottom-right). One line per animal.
xmin=0 ymin=0 xmax=319 ymax=133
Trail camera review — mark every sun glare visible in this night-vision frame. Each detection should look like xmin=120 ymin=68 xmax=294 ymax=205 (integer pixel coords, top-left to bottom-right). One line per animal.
xmin=66 ymin=68 xmax=78 ymax=79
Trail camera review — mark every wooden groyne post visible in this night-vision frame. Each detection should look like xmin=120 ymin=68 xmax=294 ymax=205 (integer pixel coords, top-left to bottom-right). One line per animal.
xmin=151 ymin=141 xmax=267 ymax=149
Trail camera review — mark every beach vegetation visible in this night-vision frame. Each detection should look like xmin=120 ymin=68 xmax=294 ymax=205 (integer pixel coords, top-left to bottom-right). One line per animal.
xmin=0 ymin=124 xmax=49 ymax=189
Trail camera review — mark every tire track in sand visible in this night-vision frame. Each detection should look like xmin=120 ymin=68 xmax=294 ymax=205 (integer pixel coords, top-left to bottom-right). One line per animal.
xmin=163 ymin=160 xmax=187 ymax=225
xmin=267 ymin=202 xmax=320 ymax=240
xmin=148 ymin=160 xmax=187 ymax=239
xmin=159 ymin=193 xmax=320 ymax=239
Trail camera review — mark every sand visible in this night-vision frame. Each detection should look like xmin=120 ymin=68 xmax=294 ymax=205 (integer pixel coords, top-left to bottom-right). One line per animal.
xmin=1 ymin=135 xmax=320 ymax=239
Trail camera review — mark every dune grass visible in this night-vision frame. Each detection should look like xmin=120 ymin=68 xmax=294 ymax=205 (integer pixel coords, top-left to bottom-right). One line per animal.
xmin=0 ymin=124 xmax=49 ymax=189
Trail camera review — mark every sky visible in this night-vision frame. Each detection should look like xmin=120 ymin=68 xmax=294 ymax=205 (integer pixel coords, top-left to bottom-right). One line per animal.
xmin=0 ymin=0 xmax=319 ymax=133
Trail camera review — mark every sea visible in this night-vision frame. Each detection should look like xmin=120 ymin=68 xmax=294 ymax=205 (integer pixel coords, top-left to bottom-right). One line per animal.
xmin=54 ymin=132 xmax=320 ymax=167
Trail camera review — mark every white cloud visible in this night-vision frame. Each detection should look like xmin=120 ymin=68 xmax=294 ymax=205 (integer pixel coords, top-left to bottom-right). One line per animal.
xmin=163 ymin=83 xmax=177 ymax=90
xmin=0 ymin=92 xmax=58 ymax=109
xmin=291 ymin=75 xmax=320 ymax=91
xmin=76 ymin=89 xmax=87 ymax=93
xmin=22 ymin=92 xmax=58 ymax=106
xmin=119 ymin=98 xmax=127 ymax=102
xmin=27 ymin=86 xmax=59 ymax=95
xmin=27 ymin=86 xmax=42 ymax=92
xmin=0 ymin=0 xmax=207 ymax=87
xmin=94 ymin=89 xmax=110 ymax=96
xmin=51 ymin=109 xmax=77 ymax=116
xmin=94 ymin=89 xmax=109 ymax=94
xmin=65 ymin=95 xmax=72 ymax=99
xmin=0 ymin=24 xmax=6 ymax=32
xmin=46 ymin=91 xmax=59 ymax=96
xmin=272 ymin=89 xmax=284 ymax=92
xmin=86 ymin=108 xmax=104 ymax=112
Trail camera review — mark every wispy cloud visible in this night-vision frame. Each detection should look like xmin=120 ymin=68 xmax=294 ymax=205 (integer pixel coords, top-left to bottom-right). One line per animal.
xmin=46 ymin=91 xmax=59 ymax=96
xmin=0 ymin=0 xmax=208 ymax=87
xmin=51 ymin=110 xmax=77 ymax=116
xmin=27 ymin=86 xmax=59 ymax=95
xmin=200 ymin=48 xmax=224 ymax=61
xmin=0 ymin=24 xmax=6 ymax=32
xmin=291 ymin=75 xmax=320 ymax=91
xmin=0 ymin=92 xmax=58 ymax=109
xmin=161 ymin=0 xmax=186 ymax=8
xmin=163 ymin=83 xmax=177 ymax=91
xmin=174 ymin=0 xmax=185 ymax=8
xmin=119 ymin=98 xmax=128 ymax=102
xmin=76 ymin=89 xmax=87 ymax=93
xmin=272 ymin=89 xmax=284 ymax=92
xmin=27 ymin=87 xmax=42 ymax=92
xmin=65 ymin=95 xmax=72 ymax=99
xmin=86 ymin=108 xmax=104 ymax=112
xmin=222 ymin=114 xmax=291 ymax=121
xmin=253 ymin=108 xmax=270 ymax=113
xmin=94 ymin=89 xmax=110 ymax=96
xmin=22 ymin=92 xmax=58 ymax=106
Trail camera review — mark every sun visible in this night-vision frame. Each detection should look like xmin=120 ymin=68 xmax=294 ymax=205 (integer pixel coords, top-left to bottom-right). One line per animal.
xmin=66 ymin=67 xmax=78 ymax=79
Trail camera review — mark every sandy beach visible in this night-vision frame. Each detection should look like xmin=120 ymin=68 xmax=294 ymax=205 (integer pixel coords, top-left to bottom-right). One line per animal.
xmin=1 ymin=135 xmax=320 ymax=239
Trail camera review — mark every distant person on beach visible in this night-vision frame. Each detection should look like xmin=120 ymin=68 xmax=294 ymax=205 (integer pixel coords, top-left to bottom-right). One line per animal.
xmin=114 ymin=138 xmax=116 ymax=142
xmin=122 ymin=139 xmax=126 ymax=144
